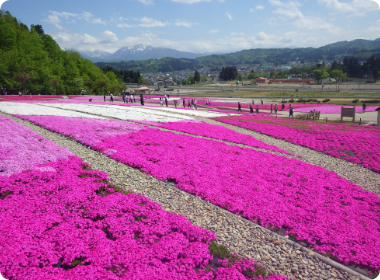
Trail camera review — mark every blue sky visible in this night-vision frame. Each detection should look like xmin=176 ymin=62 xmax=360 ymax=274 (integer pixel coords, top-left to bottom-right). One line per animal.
xmin=1 ymin=0 xmax=380 ymax=54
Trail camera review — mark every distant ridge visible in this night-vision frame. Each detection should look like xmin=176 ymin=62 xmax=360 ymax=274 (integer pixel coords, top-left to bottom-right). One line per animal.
xmin=93 ymin=38 xmax=380 ymax=72
xmin=79 ymin=44 xmax=221 ymax=63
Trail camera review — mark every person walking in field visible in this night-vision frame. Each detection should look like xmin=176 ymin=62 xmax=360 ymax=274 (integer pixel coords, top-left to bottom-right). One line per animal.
xmin=363 ymin=102 xmax=367 ymax=112
xmin=256 ymin=105 xmax=259 ymax=114
xmin=140 ymin=94 xmax=144 ymax=106
xmin=188 ymin=99 xmax=191 ymax=108
xmin=289 ymin=105 xmax=294 ymax=118
xmin=194 ymin=99 xmax=197 ymax=109
xmin=174 ymin=100 xmax=178 ymax=108
xmin=165 ymin=97 xmax=168 ymax=107
xmin=183 ymin=99 xmax=186 ymax=108
xmin=110 ymin=92 xmax=114 ymax=102
xmin=252 ymin=99 xmax=255 ymax=105
xmin=282 ymin=103 xmax=285 ymax=110
xmin=250 ymin=104 xmax=254 ymax=113
xmin=160 ymin=98 xmax=163 ymax=106
xmin=238 ymin=102 xmax=242 ymax=112
xmin=270 ymin=104 xmax=273 ymax=113
xmin=275 ymin=104 xmax=278 ymax=114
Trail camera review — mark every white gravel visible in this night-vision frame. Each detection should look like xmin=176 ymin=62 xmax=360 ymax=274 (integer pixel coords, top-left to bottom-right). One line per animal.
xmin=41 ymin=103 xmax=194 ymax=122
xmin=0 ymin=102 xmax=105 ymax=118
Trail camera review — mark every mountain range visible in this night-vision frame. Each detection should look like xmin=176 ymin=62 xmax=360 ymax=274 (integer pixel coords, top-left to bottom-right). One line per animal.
xmin=94 ymin=38 xmax=380 ymax=73
xmin=79 ymin=44 xmax=220 ymax=63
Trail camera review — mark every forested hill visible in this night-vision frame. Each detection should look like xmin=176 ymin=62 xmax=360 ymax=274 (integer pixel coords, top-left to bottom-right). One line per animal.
xmin=95 ymin=38 xmax=380 ymax=73
xmin=0 ymin=11 xmax=122 ymax=95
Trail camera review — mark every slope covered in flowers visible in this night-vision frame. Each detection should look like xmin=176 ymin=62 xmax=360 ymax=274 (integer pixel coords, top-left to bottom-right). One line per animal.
xmin=1 ymin=115 xmax=286 ymax=279
xmin=13 ymin=114 xmax=380 ymax=273
xmin=214 ymin=115 xmax=380 ymax=173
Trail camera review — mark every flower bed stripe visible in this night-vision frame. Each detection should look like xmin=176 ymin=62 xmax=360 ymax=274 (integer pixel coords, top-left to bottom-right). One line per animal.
xmin=1 ymin=115 xmax=286 ymax=279
xmin=213 ymin=115 xmax=380 ymax=173
xmin=13 ymin=114 xmax=380 ymax=273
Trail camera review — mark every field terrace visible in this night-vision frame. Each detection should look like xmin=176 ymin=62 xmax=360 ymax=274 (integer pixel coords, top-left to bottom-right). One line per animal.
xmin=0 ymin=96 xmax=379 ymax=280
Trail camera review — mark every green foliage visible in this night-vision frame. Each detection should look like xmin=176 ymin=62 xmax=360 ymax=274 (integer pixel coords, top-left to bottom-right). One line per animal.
xmin=194 ymin=70 xmax=200 ymax=82
xmin=361 ymin=99 xmax=380 ymax=104
xmin=352 ymin=99 xmax=359 ymax=103
xmin=208 ymin=241 xmax=231 ymax=259
xmin=322 ymin=99 xmax=330 ymax=103
xmin=241 ymin=265 xmax=268 ymax=279
xmin=0 ymin=11 xmax=120 ymax=95
xmin=219 ymin=66 xmax=238 ymax=81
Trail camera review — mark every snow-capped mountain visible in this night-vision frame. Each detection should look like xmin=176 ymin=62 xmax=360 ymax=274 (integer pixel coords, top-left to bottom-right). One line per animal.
xmin=79 ymin=44 xmax=217 ymax=63
xmin=80 ymin=49 xmax=112 ymax=61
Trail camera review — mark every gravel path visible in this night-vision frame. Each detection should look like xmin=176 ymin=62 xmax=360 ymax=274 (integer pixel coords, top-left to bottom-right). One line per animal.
xmin=2 ymin=111 xmax=371 ymax=280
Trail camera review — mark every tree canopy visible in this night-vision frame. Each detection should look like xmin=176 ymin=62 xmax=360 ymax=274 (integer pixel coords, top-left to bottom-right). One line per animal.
xmin=0 ymin=11 xmax=121 ymax=95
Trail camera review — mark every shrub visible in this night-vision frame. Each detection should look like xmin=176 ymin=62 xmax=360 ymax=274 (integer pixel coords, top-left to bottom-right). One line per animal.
xmin=361 ymin=100 xmax=380 ymax=104
xmin=322 ymin=99 xmax=330 ymax=103
xmin=352 ymin=99 xmax=359 ymax=103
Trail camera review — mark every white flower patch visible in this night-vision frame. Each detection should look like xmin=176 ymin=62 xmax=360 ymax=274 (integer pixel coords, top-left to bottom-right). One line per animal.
xmin=0 ymin=102 xmax=105 ymax=118
xmin=140 ymin=107 xmax=232 ymax=118
xmin=43 ymin=103 xmax=194 ymax=122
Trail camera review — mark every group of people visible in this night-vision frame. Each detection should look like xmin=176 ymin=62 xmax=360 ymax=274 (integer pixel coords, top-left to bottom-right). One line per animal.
xmin=238 ymin=100 xmax=294 ymax=117
xmin=159 ymin=95 xmax=170 ymax=107
xmin=121 ymin=92 xmax=139 ymax=104
xmin=184 ymin=99 xmax=197 ymax=109
xmin=0 ymin=87 xmax=8 ymax=95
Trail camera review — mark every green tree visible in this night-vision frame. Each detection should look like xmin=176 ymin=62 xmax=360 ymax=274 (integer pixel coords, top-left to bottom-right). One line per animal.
xmin=237 ymin=74 xmax=243 ymax=81
xmin=247 ymin=72 xmax=255 ymax=80
xmin=49 ymin=78 xmax=60 ymax=94
xmin=31 ymin=24 xmax=44 ymax=35
xmin=313 ymin=69 xmax=329 ymax=84
xmin=330 ymin=69 xmax=342 ymax=90
xmin=14 ymin=72 xmax=31 ymax=94
xmin=194 ymin=70 xmax=200 ymax=82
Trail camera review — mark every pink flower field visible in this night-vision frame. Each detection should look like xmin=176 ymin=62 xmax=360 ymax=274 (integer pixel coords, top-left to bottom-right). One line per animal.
xmin=294 ymin=105 xmax=379 ymax=113
xmin=214 ymin=114 xmax=380 ymax=173
xmin=15 ymin=115 xmax=380 ymax=273
xmin=1 ymin=115 xmax=287 ymax=280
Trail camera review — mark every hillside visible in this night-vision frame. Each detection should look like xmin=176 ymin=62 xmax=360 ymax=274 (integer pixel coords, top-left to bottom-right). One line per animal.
xmin=0 ymin=11 xmax=121 ymax=95
xmin=95 ymin=38 xmax=380 ymax=73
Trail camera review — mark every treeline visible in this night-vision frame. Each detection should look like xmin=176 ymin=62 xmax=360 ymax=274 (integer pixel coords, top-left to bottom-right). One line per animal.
xmin=219 ymin=66 xmax=238 ymax=81
xmin=100 ymin=66 xmax=142 ymax=84
xmin=0 ymin=11 xmax=123 ymax=95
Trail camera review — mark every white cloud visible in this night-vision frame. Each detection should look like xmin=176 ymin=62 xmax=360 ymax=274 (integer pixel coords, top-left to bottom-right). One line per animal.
xmin=175 ymin=20 xmax=198 ymax=27
xmin=139 ymin=17 xmax=169 ymax=27
xmin=250 ymin=5 xmax=265 ymax=12
xmin=170 ymin=0 xmax=212 ymax=3
xmin=293 ymin=16 xmax=341 ymax=32
xmin=45 ymin=11 xmax=106 ymax=31
xmin=256 ymin=31 xmax=269 ymax=41
xmin=318 ymin=0 xmax=378 ymax=15
xmin=209 ymin=29 xmax=220 ymax=33
xmin=269 ymin=0 xmax=303 ymax=19
xmin=226 ymin=12 xmax=233 ymax=20
xmin=81 ymin=33 xmax=98 ymax=45
xmin=101 ymin=31 xmax=119 ymax=43
xmin=117 ymin=23 xmax=134 ymax=28
xmin=137 ymin=0 xmax=154 ymax=5
xmin=81 ymin=12 xmax=106 ymax=24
